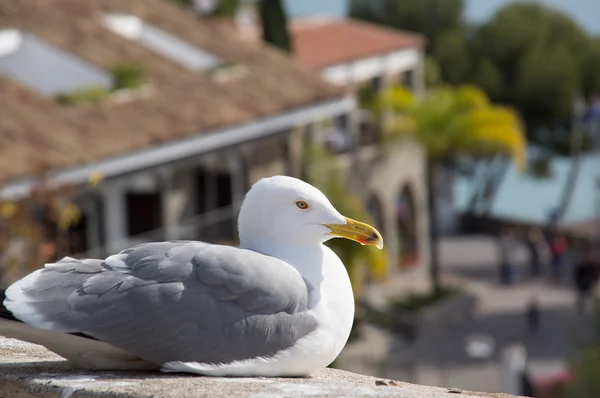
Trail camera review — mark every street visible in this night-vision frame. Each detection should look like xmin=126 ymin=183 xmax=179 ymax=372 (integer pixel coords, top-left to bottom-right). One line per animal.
xmin=358 ymin=235 xmax=597 ymax=393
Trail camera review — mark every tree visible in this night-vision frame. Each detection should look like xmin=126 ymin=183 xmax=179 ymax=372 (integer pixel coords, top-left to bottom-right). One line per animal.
xmin=350 ymin=0 xmax=465 ymax=83
xmin=352 ymin=0 xmax=600 ymax=154
xmin=300 ymin=128 xmax=387 ymax=298
xmin=349 ymin=0 xmax=463 ymax=53
xmin=373 ymin=85 xmax=527 ymax=288
xmin=473 ymin=3 xmax=589 ymax=128
xmin=582 ymin=38 xmax=600 ymax=99
xmin=258 ymin=0 xmax=293 ymax=53
xmin=431 ymin=29 xmax=470 ymax=84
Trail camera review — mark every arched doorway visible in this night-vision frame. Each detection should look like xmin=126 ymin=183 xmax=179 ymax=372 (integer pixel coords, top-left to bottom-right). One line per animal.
xmin=396 ymin=184 xmax=419 ymax=268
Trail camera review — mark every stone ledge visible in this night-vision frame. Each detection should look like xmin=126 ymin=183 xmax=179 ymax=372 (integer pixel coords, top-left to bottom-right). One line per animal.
xmin=0 ymin=337 xmax=525 ymax=398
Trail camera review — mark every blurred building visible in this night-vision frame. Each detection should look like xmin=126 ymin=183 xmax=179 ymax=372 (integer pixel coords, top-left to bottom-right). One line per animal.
xmin=0 ymin=0 xmax=347 ymax=254
xmin=0 ymin=0 xmax=431 ymax=289
xmin=219 ymin=10 xmax=431 ymax=284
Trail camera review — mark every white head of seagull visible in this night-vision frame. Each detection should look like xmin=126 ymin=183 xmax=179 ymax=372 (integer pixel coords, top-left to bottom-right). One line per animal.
xmin=238 ymin=176 xmax=383 ymax=252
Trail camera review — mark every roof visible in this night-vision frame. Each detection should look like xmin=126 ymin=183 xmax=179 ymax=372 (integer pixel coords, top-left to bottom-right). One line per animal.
xmin=290 ymin=17 xmax=426 ymax=69
xmin=454 ymin=152 xmax=600 ymax=226
xmin=0 ymin=0 xmax=345 ymax=187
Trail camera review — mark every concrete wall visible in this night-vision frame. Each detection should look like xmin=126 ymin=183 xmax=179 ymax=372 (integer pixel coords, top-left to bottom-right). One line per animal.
xmin=0 ymin=337 xmax=520 ymax=398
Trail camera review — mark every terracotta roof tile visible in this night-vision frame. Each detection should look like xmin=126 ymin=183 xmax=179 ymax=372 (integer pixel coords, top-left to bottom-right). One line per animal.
xmin=0 ymin=0 xmax=345 ymax=186
xmin=290 ymin=18 xmax=426 ymax=69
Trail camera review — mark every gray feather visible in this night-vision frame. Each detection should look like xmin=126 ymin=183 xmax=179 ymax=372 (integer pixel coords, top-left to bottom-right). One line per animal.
xmin=4 ymin=241 xmax=318 ymax=365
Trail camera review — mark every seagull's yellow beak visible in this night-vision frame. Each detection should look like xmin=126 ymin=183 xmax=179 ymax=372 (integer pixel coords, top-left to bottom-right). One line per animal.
xmin=324 ymin=217 xmax=384 ymax=250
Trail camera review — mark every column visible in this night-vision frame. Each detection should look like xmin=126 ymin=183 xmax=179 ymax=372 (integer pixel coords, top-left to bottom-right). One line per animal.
xmin=101 ymin=181 xmax=127 ymax=254
xmin=82 ymin=196 xmax=101 ymax=257
xmin=159 ymin=166 xmax=196 ymax=241
xmin=229 ymin=153 xmax=246 ymax=208
xmin=229 ymin=153 xmax=246 ymax=242
xmin=411 ymin=51 xmax=426 ymax=100
xmin=202 ymin=164 xmax=218 ymax=240
xmin=285 ymin=130 xmax=302 ymax=177
xmin=159 ymin=167 xmax=177 ymax=241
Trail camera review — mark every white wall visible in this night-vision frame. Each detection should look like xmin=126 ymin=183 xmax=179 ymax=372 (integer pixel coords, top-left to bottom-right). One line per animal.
xmin=321 ymin=48 xmax=422 ymax=87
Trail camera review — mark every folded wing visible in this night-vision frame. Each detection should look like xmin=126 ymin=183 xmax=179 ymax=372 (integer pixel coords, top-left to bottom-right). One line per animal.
xmin=4 ymin=241 xmax=317 ymax=365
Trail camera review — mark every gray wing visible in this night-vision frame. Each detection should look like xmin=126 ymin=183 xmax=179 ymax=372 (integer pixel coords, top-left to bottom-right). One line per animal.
xmin=4 ymin=241 xmax=318 ymax=365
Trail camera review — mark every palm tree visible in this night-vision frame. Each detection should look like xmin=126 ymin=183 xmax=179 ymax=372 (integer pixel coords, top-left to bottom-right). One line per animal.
xmin=373 ymin=85 xmax=527 ymax=290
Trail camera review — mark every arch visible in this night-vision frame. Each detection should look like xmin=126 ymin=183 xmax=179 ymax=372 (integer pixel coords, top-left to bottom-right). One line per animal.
xmin=396 ymin=184 xmax=419 ymax=268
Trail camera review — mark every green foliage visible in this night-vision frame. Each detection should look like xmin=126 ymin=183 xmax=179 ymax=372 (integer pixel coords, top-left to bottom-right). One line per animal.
xmin=110 ymin=63 xmax=144 ymax=90
xmin=259 ymin=0 xmax=293 ymax=53
xmin=424 ymin=56 xmax=442 ymax=88
xmin=350 ymin=0 xmax=465 ymax=84
xmin=432 ymin=28 xmax=470 ymax=84
xmin=528 ymin=153 xmax=554 ymax=179
xmin=56 ymin=86 xmax=110 ymax=105
xmin=560 ymin=304 xmax=600 ymax=397
xmin=300 ymin=130 xmax=388 ymax=296
xmin=468 ymin=57 xmax=503 ymax=100
xmin=214 ymin=0 xmax=240 ymax=17
xmin=474 ymin=3 xmax=588 ymax=125
xmin=391 ymin=285 xmax=461 ymax=313
xmin=351 ymin=0 xmax=600 ymax=152
xmin=171 ymin=0 xmax=192 ymax=8
xmin=0 ymin=175 xmax=81 ymax=285
xmin=513 ymin=44 xmax=580 ymax=124
xmin=356 ymin=83 xmax=378 ymax=109
xmin=349 ymin=0 xmax=463 ymax=52
xmin=374 ymin=85 xmax=527 ymax=168
xmin=583 ymin=38 xmax=600 ymax=99
xmin=57 ymin=63 xmax=145 ymax=106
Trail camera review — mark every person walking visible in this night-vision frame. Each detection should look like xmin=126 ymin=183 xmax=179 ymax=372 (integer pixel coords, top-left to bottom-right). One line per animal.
xmin=499 ymin=228 xmax=518 ymax=285
xmin=525 ymin=297 xmax=541 ymax=332
xmin=573 ymin=249 xmax=599 ymax=313
xmin=526 ymin=228 xmax=548 ymax=278
xmin=549 ymin=232 xmax=569 ymax=282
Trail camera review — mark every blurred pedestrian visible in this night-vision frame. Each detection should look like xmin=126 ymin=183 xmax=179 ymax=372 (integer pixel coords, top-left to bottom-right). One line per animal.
xmin=499 ymin=228 xmax=518 ymax=285
xmin=526 ymin=228 xmax=548 ymax=278
xmin=573 ymin=249 xmax=599 ymax=313
xmin=549 ymin=231 xmax=569 ymax=281
xmin=526 ymin=297 xmax=540 ymax=332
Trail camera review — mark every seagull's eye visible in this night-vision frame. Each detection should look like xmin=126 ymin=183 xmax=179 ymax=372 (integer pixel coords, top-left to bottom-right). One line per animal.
xmin=295 ymin=200 xmax=309 ymax=210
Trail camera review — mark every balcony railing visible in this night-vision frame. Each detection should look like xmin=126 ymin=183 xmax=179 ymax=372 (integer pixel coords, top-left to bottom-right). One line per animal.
xmin=77 ymin=202 xmax=242 ymax=259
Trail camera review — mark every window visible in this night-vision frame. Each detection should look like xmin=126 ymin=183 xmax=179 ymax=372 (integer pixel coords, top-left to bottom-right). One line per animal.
xmin=0 ymin=29 xmax=112 ymax=96
xmin=102 ymin=14 xmax=221 ymax=71
xmin=126 ymin=192 xmax=163 ymax=236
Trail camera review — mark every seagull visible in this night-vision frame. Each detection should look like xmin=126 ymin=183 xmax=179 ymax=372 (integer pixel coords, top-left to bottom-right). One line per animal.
xmin=0 ymin=175 xmax=383 ymax=377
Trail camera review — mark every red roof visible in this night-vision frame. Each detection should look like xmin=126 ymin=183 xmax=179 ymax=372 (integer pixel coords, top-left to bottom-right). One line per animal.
xmin=290 ymin=18 xmax=426 ymax=69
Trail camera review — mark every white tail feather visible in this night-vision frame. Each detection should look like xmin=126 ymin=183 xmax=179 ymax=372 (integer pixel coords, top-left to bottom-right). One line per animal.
xmin=0 ymin=319 xmax=158 ymax=371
